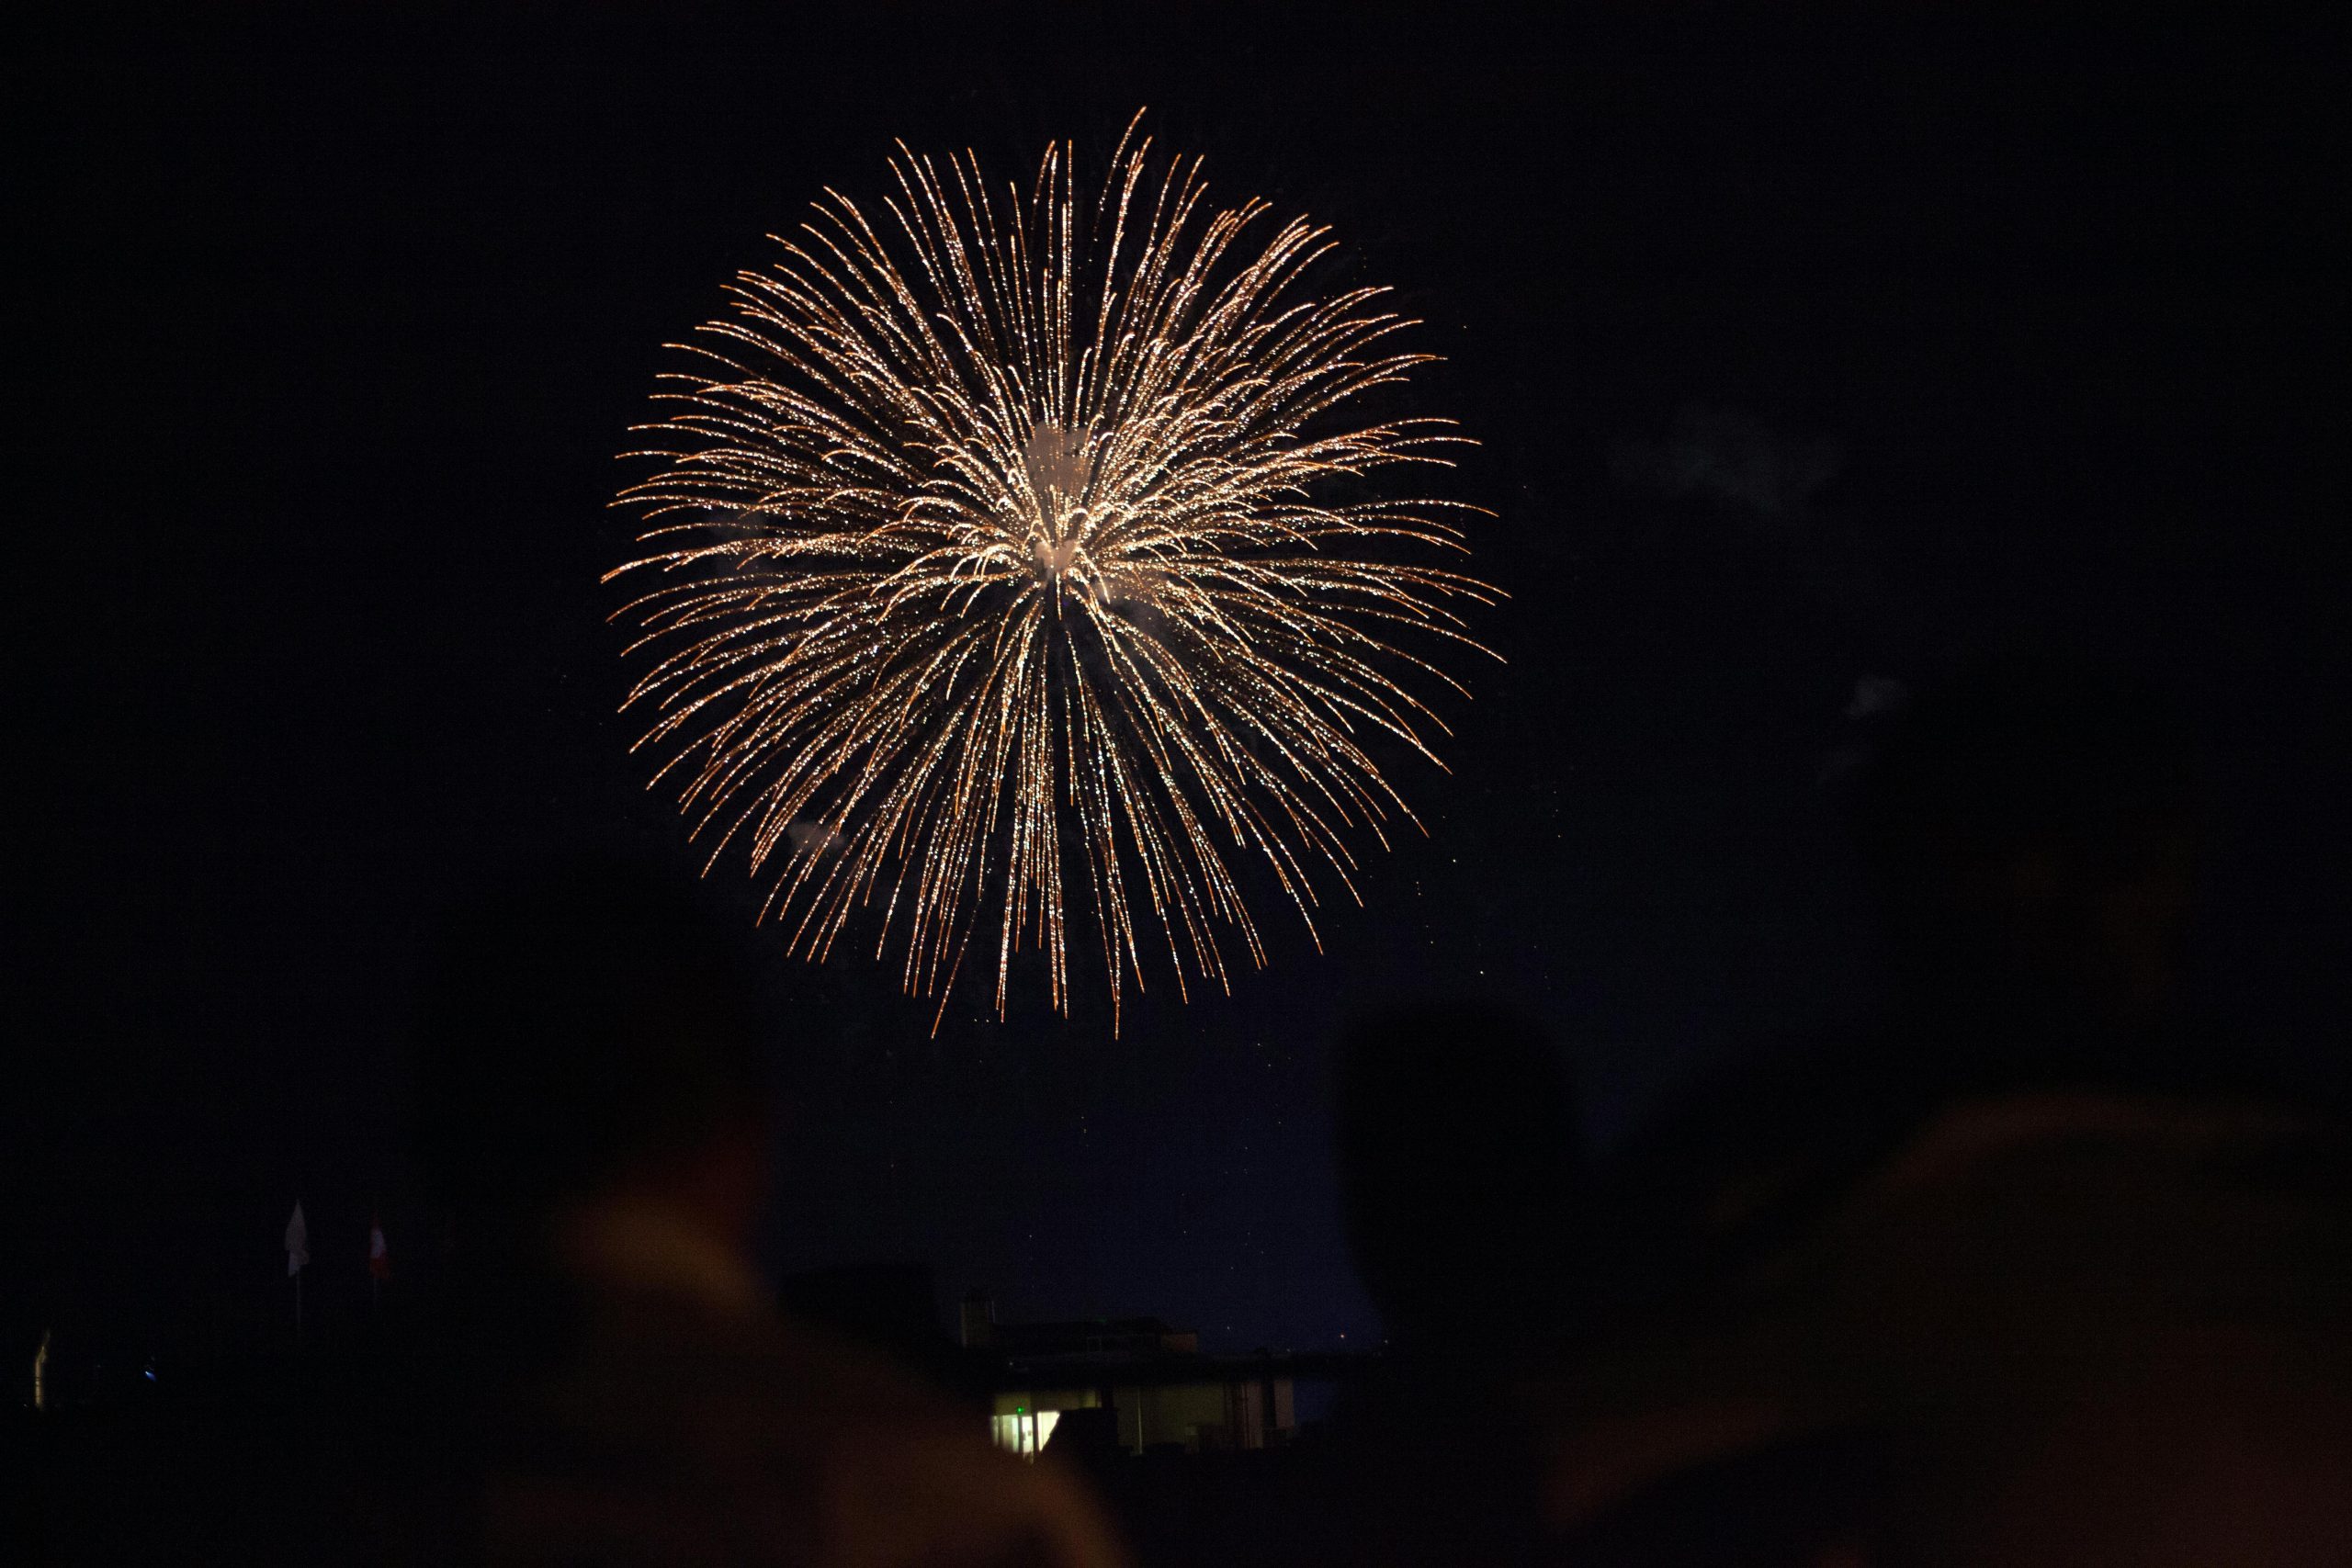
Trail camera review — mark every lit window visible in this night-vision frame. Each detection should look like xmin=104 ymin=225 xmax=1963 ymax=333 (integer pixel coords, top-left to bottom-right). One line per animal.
xmin=988 ymin=1408 xmax=1061 ymax=1459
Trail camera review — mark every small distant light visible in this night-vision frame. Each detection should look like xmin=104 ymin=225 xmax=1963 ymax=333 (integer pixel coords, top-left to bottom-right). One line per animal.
xmin=144 ymin=1370 xmax=156 ymax=1382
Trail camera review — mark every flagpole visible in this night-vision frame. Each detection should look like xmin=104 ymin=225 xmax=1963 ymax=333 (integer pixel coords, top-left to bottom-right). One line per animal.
xmin=368 ymin=1211 xmax=390 ymax=1314
xmin=286 ymin=1200 xmax=311 ymax=1341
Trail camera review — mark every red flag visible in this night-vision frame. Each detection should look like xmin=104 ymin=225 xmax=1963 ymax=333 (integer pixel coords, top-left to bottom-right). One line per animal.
xmin=368 ymin=1213 xmax=392 ymax=1281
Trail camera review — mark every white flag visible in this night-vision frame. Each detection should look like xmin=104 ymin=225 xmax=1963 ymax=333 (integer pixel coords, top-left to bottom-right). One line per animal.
xmin=286 ymin=1201 xmax=310 ymax=1276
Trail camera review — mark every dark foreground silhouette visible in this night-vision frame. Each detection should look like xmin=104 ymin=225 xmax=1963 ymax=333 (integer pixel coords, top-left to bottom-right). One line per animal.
xmin=1322 ymin=1003 xmax=1580 ymax=1566
xmin=1542 ymin=656 xmax=2352 ymax=1563
xmin=30 ymin=857 xmax=1125 ymax=1567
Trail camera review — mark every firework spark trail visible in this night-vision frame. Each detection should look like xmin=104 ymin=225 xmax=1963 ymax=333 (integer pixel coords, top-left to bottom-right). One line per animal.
xmin=609 ymin=115 xmax=1498 ymax=1028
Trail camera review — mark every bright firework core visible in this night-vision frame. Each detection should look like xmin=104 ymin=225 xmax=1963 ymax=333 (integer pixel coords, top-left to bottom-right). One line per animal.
xmin=610 ymin=114 xmax=1497 ymax=1026
xmin=1020 ymin=422 xmax=1096 ymax=592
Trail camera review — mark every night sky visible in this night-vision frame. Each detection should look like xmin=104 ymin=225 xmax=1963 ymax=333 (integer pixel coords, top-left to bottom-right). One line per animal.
xmin=20 ymin=7 xmax=2348 ymax=1364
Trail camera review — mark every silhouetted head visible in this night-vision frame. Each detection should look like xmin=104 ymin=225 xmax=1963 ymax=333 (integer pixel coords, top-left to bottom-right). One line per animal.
xmin=1845 ymin=654 xmax=2201 ymax=1051
xmin=1334 ymin=1004 xmax=1580 ymax=1349
xmin=410 ymin=853 xmax=768 ymax=1262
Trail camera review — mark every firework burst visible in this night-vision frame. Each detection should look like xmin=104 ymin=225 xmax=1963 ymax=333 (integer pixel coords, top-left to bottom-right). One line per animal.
xmin=609 ymin=116 xmax=1497 ymax=1026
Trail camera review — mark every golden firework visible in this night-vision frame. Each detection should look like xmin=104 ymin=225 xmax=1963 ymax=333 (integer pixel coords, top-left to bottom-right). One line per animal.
xmin=609 ymin=116 xmax=1496 ymax=1026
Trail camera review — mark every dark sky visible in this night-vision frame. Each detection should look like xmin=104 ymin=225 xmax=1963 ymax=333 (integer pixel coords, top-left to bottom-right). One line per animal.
xmin=19 ymin=6 xmax=2347 ymax=1362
